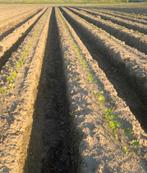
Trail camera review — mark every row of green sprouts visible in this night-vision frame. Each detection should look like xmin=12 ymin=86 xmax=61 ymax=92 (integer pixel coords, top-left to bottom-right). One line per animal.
xmin=0 ymin=14 xmax=46 ymax=94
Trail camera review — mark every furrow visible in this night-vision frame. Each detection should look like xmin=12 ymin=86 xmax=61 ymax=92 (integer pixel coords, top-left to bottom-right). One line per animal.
xmin=68 ymin=7 xmax=147 ymax=54
xmin=0 ymin=8 xmax=47 ymax=70
xmin=94 ymin=9 xmax=147 ymax=25
xmin=78 ymin=8 xmax=147 ymax=34
xmin=61 ymin=7 xmax=147 ymax=131
xmin=101 ymin=7 xmax=147 ymax=16
xmin=0 ymin=4 xmax=147 ymax=173
xmin=104 ymin=9 xmax=147 ymax=21
xmin=24 ymin=8 xmax=77 ymax=173
xmin=56 ymin=7 xmax=146 ymax=173
xmin=0 ymin=8 xmax=51 ymax=173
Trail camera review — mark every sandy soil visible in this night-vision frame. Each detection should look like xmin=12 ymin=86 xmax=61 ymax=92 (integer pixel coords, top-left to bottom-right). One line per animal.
xmin=56 ymin=8 xmax=147 ymax=173
xmin=69 ymin=7 xmax=147 ymax=54
xmin=0 ymin=5 xmax=147 ymax=173
xmin=0 ymin=9 xmax=50 ymax=173
xmin=80 ymin=8 xmax=147 ymax=34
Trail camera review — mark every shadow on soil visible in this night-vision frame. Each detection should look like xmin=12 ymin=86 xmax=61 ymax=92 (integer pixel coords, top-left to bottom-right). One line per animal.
xmin=61 ymin=8 xmax=147 ymax=132
xmin=23 ymin=8 xmax=80 ymax=173
xmin=0 ymin=9 xmax=47 ymax=70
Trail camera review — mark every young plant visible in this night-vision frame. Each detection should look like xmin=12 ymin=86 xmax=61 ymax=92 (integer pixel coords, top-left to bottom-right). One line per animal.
xmin=130 ymin=139 xmax=140 ymax=147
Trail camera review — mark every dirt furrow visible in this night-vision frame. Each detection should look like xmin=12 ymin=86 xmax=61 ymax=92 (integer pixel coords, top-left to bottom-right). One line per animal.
xmin=24 ymin=8 xmax=77 ymax=173
xmin=0 ymin=4 xmax=147 ymax=173
xmin=103 ymin=9 xmax=147 ymax=21
xmin=78 ymin=8 xmax=147 ymax=35
xmin=68 ymin=7 xmax=147 ymax=54
xmin=0 ymin=8 xmax=47 ymax=70
xmin=56 ymin=7 xmax=146 ymax=173
xmin=0 ymin=9 xmax=50 ymax=173
xmin=0 ymin=8 xmax=42 ymax=40
xmin=94 ymin=9 xmax=147 ymax=25
xmin=102 ymin=7 xmax=147 ymax=16
xmin=61 ymin=8 xmax=147 ymax=131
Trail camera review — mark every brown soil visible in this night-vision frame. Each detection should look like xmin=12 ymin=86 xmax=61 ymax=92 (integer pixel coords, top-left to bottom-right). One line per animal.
xmin=61 ymin=8 xmax=147 ymax=131
xmin=94 ymin=9 xmax=147 ymax=25
xmin=80 ymin=8 xmax=147 ymax=34
xmin=24 ymin=8 xmax=78 ymax=173
xmin=0 ymin=5 xmax=147 ymax=173
xmin=0 ymin=9 xmax=50 ymax=173
xmin=0 ymin=8 xmax=42 ymax=40
xmin=0 ymin=8 xmax=47 ymax=69
xmin=68 ymin=7 xmax=147 ymax=54
xmin=57 ymin=8 xmax=147 ymax=172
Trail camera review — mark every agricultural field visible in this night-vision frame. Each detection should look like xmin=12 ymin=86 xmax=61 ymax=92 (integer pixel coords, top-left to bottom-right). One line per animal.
xmin=0 ymin=4 xmax=147 ymax=173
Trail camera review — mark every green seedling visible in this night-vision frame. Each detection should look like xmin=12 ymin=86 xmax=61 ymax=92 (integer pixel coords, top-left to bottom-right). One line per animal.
xmin=0 ymin=14 xmax=45 ymax=94
xmin=122 ymin=146 xmax=129 ymax=154
xmin=104 ymin=108 xmax=122 ymax=139
xmin=80 ymin=58 xmax=88 ymax=69
xmin=87 ymin=72 xmax=95 ymax=83
xmin=98 ymin=94 xmax=105 ymax=104
xmin=7 ymin=71 xmax=17 ymax=84
xmin=108 ymin=120 xmax=120 ymax=130
xmin=0 ymin=87 xmax=7 ymax=94
xmin=94 ymin=92 xmax=105 ymax=104
xmin=131 ymin=140 xmax=140 ymax=147
xmin=108 ymin=119 xmax=121 ymax=139
xmin=16 ymin=60 xmax=23 ymax=68
xmin=105 ymin=108 xmax=116 ymax=120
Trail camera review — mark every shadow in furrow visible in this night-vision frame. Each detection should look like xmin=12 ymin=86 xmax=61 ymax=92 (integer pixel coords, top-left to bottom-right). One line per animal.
xmin=61 ymin=8 xmax=147 ymax=131
xmin=24 ymin=8 xmax=79 ymax=173
xmin=68 ymin=7 xmax=147 ymax=55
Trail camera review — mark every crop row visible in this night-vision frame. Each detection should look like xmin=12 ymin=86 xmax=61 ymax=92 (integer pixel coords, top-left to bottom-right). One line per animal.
xmin=62 ymin=8 xmax=147 ymax=105
xmin=0 ymin=8 xmax=47 ymax=59
xmin=100 ymin=7 xmax=147 ymax=16
xmin=0 ymin=8 xmax=51 ymax=173
xmin=93 ymin=9 xmax=147 ymax=25
xmin=0 ymin=7 xmax=147 ymax=173
xmin=105 ymin=9 xmax=147 ymax=21
xmin=55 ymin=8 xmax=147 ymax=173
xmin=79 ymin=8 xmax=147 ymax=35
xmin=69 ymin=7 xmax=147 ymax=54
xmin=0 ymin=7 xmax=42 ymax=40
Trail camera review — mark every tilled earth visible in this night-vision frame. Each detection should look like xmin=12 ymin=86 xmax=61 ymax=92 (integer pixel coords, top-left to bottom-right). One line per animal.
xmin=0 ymin=5 xmax=147 ymax=173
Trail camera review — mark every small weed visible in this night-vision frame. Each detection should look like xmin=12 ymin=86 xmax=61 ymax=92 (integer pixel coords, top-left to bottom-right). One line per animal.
xmin=7 ymin=71 xmax=17 ymax=84
xmin=97 ymin=94 xmax=105 ymax=104
xmin=105 ymin=108 xmax=116 ymax=120
xmin=94 ymin=92 xmax=105 ymax=104
xmin=104 ymin=108 xmax=121 ymax=138
xmin=79 ymin=58 xmax=88 ymax=68
xmin=131 ymin=140 xmax=140 ymax=147
xmin=87 ymin=72 xmax=95 ymax=83
xmin=122 ymin=146 xmax=129 ymax=154
xmin=0 ymin=87 xmax=7 ymax=94
xmin=108 ymin=120 xmax=120 ymax=130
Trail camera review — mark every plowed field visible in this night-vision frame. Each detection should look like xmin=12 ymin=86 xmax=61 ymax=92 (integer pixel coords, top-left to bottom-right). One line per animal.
xmin=0 ymin=5 xmax=147 ymax=173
